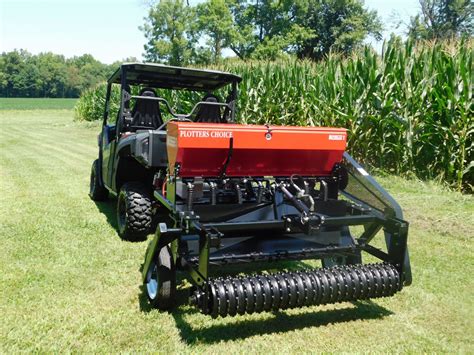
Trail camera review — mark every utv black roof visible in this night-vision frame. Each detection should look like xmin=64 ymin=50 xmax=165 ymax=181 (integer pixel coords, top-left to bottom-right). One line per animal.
xmin=108 ymin=62 xmax=242 ymax=91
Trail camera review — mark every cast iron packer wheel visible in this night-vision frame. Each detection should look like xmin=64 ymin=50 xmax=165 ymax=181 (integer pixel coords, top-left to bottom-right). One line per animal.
xmin=145 ymin=246 xmax=176 ymax=310
xmin=117 ymin=182 xmax=153 ymax=242
xmin=89 ymin=159 xmax=108 ymax=201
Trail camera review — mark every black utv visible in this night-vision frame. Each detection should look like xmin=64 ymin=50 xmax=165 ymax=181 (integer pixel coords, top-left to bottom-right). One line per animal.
xmin=89 ymin=63 xmax=241 ymax=241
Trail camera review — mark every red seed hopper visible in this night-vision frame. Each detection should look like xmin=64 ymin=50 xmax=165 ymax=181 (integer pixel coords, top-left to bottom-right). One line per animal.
xmin=166 ymin=122 xmax=347 ymax=177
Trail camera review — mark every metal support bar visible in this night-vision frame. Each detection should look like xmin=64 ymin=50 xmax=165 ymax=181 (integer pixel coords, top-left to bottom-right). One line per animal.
xmin=154 ymin=190 xmax=174 ymax=211
xmin=187 ymin=245 xmax=359 ymax=265
xmin=196 ymin=230 xmax=210 ymax=285
xmin=209 ymin=182 xmax=217 ymax=205
xmin=188 ymin=101 xmax=232 ymax=118
xmin=385 ymin=220 xmax=409 ymax=282
xmin=358 ymin=222 xmax=383 ymax=244
xmin=203 ymin=220 xmax=285 ymax=233
xmin=321 ymin=214 xmax=382 ymax=227
xmin=256 ymin=181 xmax=263 ymax=203
xmin=230 ymin=81 xmax=237 ymax=122
xmin=360 ymin=244 xmax=390 ymax=262
xmin=141 ymin=223 xmax=181 ymax=282
xmin=234 ymin=182 xmax=242 ymax=204
xmin=129 ymin=95 xmax=180 ymax=118
xmin=187 ymin=182 xmax=194 ymax=211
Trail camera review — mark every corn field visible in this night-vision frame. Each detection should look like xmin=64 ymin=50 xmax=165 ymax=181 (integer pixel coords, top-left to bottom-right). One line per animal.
xmin=75 ymin=39 xmax=473 ymax=191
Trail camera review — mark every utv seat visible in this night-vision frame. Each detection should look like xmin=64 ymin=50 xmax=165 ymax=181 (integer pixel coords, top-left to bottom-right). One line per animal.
xmin=194 ymin=94 xmax=223 ymax=123
xmin=130 ymin=88 xmax=163 ymax=130
xmin=222 ymin=92 xmax=235 ymax=122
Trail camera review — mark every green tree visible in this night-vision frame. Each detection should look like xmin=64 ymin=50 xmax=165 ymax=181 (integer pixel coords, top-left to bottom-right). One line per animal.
xmin=196 ymin=0 xmax=237 ymax=62
xmin=294 ymin=0 xmax=382 ymax=60
xmin=224 ymin=0 xmax=256 ymax=59
xmin=226 ymin=0 xmax=309 ymax=59
xmin=0 ymin=56 xmax=7 ymax=95
xmin=225 ymin=0 xmax=381 ymax=60
xmin=141 ymin=0 xmax=197 ymax=65
xmin=0 ymin=50 xmax=41 ymax=97
xmin=35 ymin=53 xmax=68 ymax=97
xmin=408 ymin=0 xmax=473 ymax=40
xmin=0 ymin=50 xmax=115 ymax=98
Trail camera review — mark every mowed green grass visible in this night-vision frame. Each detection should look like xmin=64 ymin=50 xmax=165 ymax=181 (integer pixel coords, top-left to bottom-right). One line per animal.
xmin=0 ymin=97 xmax=77 ymax=110
xmin=0 ymin=108 xmax=473 ymax=352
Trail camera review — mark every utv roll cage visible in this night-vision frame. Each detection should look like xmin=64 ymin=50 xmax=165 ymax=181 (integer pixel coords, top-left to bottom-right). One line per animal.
xmin=103 ymin=63 xmax=243 ymax=125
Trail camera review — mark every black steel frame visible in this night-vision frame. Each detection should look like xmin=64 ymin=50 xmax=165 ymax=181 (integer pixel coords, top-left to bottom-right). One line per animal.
xmin=141 ymin=153 xmax=412 ymax=298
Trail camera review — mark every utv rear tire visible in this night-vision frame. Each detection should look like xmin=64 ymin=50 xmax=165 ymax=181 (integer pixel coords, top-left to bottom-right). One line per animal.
xmin=145 ymin=246 xmax=176 ymax=310
xmin=117 ymin=182 xmax=153 ymax=242
xmin=89 ymin=159 xmax=108 ymax=201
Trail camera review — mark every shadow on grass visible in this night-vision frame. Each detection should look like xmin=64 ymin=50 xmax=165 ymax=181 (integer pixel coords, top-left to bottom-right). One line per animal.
xmin=93 ymin=199 xmax=161 ymax=243
xmin=170 ymin=300 xmax=393 ymax=344
xmin=93 ymin=200 xmax=118 ymax=231
xmin=94 ymin=199 xmax=150 ymax=243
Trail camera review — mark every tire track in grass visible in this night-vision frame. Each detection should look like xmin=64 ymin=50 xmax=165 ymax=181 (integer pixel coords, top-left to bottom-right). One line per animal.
xmin=0 ymin=139 xmax=109 ymax=268
xmin=6 ymin=123 xmax=97 ymax=148
xmin=5 ymin=126 xmax=97 ymax=162
xmin=1 ymin=125 xmax=96 ymax=178
xmin=0 ymin=111 xmax=98 ymax=160
xmin=7 ymin=138 xmax=95 ymax=167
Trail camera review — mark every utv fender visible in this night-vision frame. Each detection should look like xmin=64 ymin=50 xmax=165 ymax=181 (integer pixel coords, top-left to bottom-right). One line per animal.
xmin=113 ymin=154 xmax=152 ymax=192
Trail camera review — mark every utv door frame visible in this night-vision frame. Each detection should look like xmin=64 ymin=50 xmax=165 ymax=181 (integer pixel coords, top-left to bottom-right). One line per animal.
xmin=99 ymin=82 xmax=113 ymax=190
xmin=101 ymin=80 xmax=121 ymax=191
xmin=101 ymin=67 xmax=128 ymax=192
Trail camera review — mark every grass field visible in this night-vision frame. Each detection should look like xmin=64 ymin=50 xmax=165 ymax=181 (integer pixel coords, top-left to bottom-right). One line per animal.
xmin=0 ymin=107 xmax=473 ymax=352
xmin=0 ymin=98 xmax=77 ymax=110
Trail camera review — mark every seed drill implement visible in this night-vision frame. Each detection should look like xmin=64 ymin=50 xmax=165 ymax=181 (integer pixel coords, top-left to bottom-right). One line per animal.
xmin=89 ymin=63 xmax=411 ymax=318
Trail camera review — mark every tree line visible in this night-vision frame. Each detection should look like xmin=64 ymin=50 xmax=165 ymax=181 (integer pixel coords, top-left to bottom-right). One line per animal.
xmin=0 ymin=50 xmax=128 ymax=98
xmin=142 ymin=0 xmax=472 ymax=65
xmin=1 ymin=0 xmax=471 ymax=98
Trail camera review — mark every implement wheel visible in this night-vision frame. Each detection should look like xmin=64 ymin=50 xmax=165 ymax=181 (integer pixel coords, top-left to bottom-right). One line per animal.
xmin=89 ymin=159 xmax=108 ymax=201
xmin=145 ymin=246 xmax=176 ymax=310
xmin=117 ymin=182 xmax=153 ymax=242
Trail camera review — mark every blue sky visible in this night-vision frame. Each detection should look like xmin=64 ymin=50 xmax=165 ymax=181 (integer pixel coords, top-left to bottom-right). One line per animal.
xmin=1 ymin=0 xmax=421 ymax=64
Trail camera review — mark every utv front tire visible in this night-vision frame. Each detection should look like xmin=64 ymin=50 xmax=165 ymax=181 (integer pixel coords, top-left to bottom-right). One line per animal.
xmin=89 ymin=159 xmax=108 ymax=201
xmin=117 ymin=182 xmax=153 ymax=242
xmin=145 ymin=245 xmax=176 ymax=310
